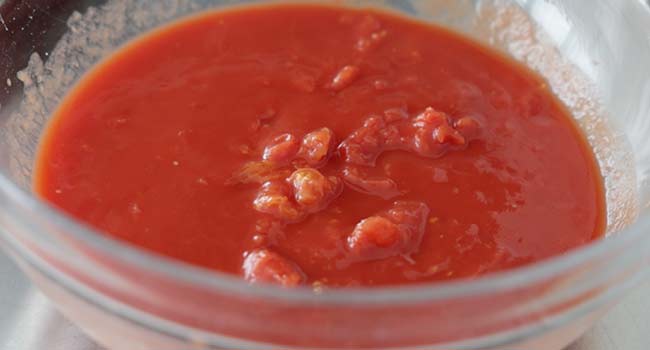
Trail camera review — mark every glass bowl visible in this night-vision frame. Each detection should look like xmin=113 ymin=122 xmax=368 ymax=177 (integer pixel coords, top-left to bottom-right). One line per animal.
xmin=1 ymin=0 xmax=649 ymax=349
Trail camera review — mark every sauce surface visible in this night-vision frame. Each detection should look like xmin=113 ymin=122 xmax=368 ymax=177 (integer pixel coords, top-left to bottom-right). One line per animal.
xmin=34 ymin=4 xmax=605 ymax=287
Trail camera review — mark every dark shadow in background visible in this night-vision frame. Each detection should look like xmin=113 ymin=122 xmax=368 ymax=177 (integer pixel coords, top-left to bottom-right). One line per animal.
xmin=0 ymin=0 xmax=106 ymax=111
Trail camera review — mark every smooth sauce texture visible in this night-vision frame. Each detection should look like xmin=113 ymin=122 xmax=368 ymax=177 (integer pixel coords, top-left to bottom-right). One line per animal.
xmin=34 ymin=5 xmax=606 ymax=287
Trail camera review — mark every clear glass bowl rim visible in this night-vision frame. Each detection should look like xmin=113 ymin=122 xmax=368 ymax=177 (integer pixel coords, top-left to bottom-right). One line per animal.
xmin=1 ymin=0 xmax=649 ymax=306
xmin=2 ymin=169 xmax=650 ymax=305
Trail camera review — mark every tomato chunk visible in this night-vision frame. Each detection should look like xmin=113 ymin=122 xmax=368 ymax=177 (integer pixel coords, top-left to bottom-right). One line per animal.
xmin=328 ymin=65 xmax=361 ymax=91
xmin=338 ymin=115 xmax=390 ymax=166
xmin=347 ymin=201 xmax=429 ymax=261
xmin=410 ymin=107 xmax=481 ymax=157
xmin=288 ymin=168 xmax=343 ymax=212
xmin=253 ymin=180 xmax=303 ymax=222
xmin=262 ymin=133 xmax=300 ymax=164
xmin=348 ymin=216 xmax=405 ymax=260
xmin=411 ymin=107 xmax=458 ymax=156
xmin=254 ymin=168 xmax=342 ymax=223
xmin=339 ymin=107 xmax=480 ymax=166
xmin=297 ymin=127 xmax=336 ymax=167
xmin=243 ymin=249 xmax=306 ymax=287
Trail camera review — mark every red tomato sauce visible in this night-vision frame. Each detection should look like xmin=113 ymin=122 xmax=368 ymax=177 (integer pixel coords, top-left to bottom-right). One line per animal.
xmin=34 ymin=4 xmax=606 ymax=287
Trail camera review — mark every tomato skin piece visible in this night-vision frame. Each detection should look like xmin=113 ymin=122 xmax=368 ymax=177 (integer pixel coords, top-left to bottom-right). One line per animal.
xmin=342 ymin=166 xmax=401 ymax=200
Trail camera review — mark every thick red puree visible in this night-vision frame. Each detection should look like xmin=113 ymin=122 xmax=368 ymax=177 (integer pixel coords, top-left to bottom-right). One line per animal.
xmin=34 ymin=4 xmax=606 ymax=287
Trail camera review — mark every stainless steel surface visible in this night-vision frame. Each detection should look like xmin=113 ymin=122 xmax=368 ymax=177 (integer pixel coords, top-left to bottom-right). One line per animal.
xmin=0 ymin=249 xmax=647 ymax=350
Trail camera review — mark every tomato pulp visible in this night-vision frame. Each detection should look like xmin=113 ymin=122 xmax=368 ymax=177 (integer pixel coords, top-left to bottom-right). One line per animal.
xmin=34 ymin=4 xmax=606 ymax=287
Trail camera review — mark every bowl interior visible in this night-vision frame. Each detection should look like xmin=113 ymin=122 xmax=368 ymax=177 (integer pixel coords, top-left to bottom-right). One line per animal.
xmin=2 ymin=0 xmax=646 ymax=236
